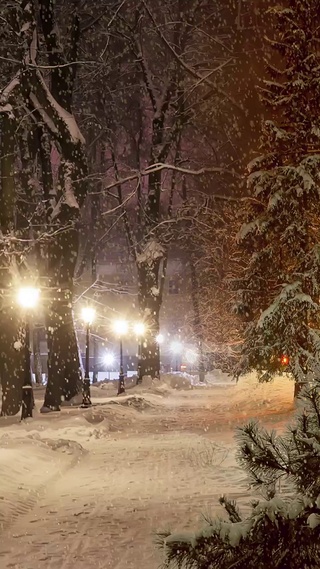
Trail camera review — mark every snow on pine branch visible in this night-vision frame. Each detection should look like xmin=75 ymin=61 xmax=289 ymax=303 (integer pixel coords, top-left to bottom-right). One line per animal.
xmin=236 ymin=219 xmax=263 ymax=242
xmin=257 ymin=282 xmax=317 ymax=329
xmin=164 ymin=495 xmax=315 ymax=553
xmin=247 ymin=155 xmax=320 ymax=202
xmin=264 ymin=120 xmax=290 ymax=141
xmin=165 ymin=518 xmax=254 ymax=549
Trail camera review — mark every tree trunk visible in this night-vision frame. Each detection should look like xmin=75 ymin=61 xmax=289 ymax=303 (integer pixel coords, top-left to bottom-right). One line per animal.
xmin=43 ymin=228 xmax=82 ymax=409
xmin=0 ymin=113 xmax=25 ymax=415
xmin=189 ymin=253 xmax=206 ymax=382
xmin=138 ymin=261 xmax=161 ymax=378
xmin=43 ymin=287 xmax=82 ymax=410
xmin=0 ymin=305 xmax=25 ymax=416
xmin=140 ymin=334 xmax=160 ymax=378
xmin=33 ymin=326 xmax=43 ymax=384
xmin=43 ymin=323 xmax=63 ymax=411
xmin=62 ymin=313 xmax=83 ymax=400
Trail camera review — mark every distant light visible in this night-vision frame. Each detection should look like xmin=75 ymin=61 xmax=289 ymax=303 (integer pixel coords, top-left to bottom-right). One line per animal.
xmin=281 ymin=355 xmax=289 ymax=366
xmin=156 ymin=333 xmax=164 ymax=344
xmin=113 ymin=319 xmax=129 ymax=336
xmin=17 ymin=287 xmax=40 ymax=309
xmin=82 ymin=306 xmax=95 ymax=324
xmin=171 ymin=340 xmax=183 ymax=354
xmin=103 ymin=352 xmax=115 ymax=367
xmin=133 ymin=322 xmax=146 ymax=337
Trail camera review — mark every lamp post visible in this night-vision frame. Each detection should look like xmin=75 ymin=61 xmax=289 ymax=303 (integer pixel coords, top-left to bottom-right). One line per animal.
xmin=17 ymin=287 xmax=40 ymax=420
xmin=81 ymin=306 xmax=95 ymax=407
xmin=133 ymin=322 xmax=146 ymax=385
xmin=113 ymin=319 xmax=128 ymax=395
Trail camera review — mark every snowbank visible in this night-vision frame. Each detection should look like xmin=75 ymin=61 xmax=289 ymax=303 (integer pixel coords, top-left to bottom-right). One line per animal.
xmin=232 ymin=372 xmax=294 ymax=418
xmin=0 ymin=436 xmax=83 ymax=532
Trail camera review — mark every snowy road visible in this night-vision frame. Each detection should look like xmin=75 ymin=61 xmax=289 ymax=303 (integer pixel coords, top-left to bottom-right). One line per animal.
xmin=0 ymin=374 xmax=294 ymax=568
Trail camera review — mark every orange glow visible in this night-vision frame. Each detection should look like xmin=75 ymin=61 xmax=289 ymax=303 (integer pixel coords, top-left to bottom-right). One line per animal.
xmin=281 ymin=355 xmax=289 ymax=366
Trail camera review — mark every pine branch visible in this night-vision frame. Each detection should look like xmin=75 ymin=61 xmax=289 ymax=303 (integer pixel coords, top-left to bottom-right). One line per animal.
xmin=219 ymin=496 xmax=242 ymax=523
xmin=236 ymin=421 xmax=290 ymax=489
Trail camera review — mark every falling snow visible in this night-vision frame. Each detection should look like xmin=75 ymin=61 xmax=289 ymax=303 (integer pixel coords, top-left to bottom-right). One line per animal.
xmin=1 ymin=1 xmax=320 ymax=567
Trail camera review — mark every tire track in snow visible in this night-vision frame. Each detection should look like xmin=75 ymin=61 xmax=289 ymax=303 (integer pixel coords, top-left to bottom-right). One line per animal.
xmin=1 ymin=455 xmax=80 ymax=535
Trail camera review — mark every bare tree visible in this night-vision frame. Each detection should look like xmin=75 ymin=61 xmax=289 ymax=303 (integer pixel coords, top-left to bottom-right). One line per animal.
xmin=0 ymin=0 xmax=88 ymax=413
xmin=77 ymin=0 xmax=244 ymax=377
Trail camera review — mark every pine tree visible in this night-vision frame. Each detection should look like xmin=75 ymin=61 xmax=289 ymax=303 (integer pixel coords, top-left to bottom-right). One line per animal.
xmin=235 ymin=1 xmax=320 ymax=387
xmin=158 ymin=381 xmax=320 ymax=569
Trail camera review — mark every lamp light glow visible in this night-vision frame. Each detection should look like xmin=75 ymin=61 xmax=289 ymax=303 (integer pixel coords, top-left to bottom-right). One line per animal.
xmin=113 ymin=319 xmax=129 ymax=336
xmin=133 ymin=322 xmax=145 ymax=337
xmin=103 ymin=352 xmax=115 ymax=367
xmin=17 ymin=287 xmax=40 ymax=309
xmin=82 ymin=306 xmax=95 ymax=324
xmin=171 ymin=340 xmax=183 ymax=354
xmin=156 ymin=333 xmax=164 ymax=344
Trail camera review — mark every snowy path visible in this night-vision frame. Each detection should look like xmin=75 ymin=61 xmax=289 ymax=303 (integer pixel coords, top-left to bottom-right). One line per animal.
xmin=0 ymin=433 xmax=245 ymax=568
xmin=0 ymin=374 xmax=294 ymax=568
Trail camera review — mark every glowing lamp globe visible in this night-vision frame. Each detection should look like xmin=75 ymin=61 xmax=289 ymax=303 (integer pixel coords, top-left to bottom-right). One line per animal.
xmin=133 ymin=322 xmax=145 ymax=337
xmin=104 ymin=352 xmax=115 ymax=367
xmin=113 ymin=319 xmax=129 ymax=336
xmin=17 ymin=287 xmax=40 ymax=309
xmin=82 ymin=306 xmax=95 ymax=324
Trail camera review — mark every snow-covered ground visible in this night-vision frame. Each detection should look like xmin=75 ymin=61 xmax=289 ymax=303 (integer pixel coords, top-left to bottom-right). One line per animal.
xmin=0 ymin=372 xmax=295 ymax=568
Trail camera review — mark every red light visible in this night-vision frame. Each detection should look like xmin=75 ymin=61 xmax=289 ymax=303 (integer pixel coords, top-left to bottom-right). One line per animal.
xmin=281 ymin=355 xmax=289 ymax=366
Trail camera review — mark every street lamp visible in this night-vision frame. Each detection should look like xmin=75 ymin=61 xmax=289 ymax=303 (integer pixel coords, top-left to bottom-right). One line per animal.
xmin=133 ymin=322 xmax=146 ymax=385
xmin=113 ymin=319 xmax=128 ymax=395
xmin=81 ymin=306 xmax=95 ymax=407
xmin=17 ymin=287 xmax=40 ymax=420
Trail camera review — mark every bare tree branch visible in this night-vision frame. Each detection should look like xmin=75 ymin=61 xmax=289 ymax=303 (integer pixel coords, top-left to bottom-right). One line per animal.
xmin=142 ymin=0 xmax=246 ymax=113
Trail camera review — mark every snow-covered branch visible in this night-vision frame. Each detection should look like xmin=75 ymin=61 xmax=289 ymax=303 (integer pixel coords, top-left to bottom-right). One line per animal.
xmin=91 ymin=162 xmax=242 ymax=197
